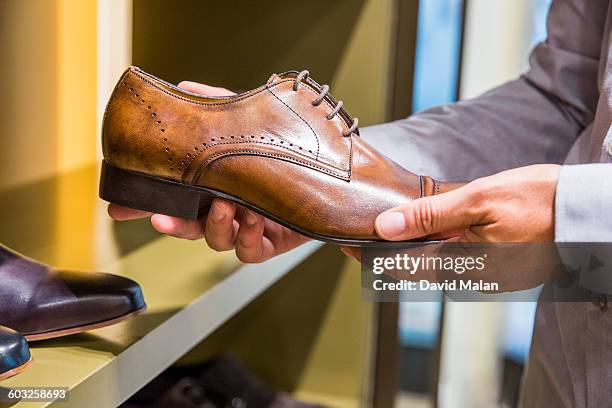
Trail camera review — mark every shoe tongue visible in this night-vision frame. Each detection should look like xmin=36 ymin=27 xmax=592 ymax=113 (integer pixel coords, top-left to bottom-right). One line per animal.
xmin=266 ymin=70 xmax=360 ymax=135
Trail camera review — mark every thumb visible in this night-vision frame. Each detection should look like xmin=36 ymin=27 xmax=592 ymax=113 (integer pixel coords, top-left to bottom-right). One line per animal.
xmin=375 ymin=187 xmax=479 ymax=241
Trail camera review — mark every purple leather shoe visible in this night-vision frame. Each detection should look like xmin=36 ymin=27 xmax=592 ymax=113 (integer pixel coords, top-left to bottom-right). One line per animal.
xmin=0 ymin=244 xmax=146 ymax=341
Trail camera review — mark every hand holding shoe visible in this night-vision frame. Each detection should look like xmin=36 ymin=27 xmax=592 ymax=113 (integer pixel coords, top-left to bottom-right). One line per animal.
xmin=375 ymin=164 xmax=560 ymax=242
xmin=342 ymin=164 xmax=561 ymax=261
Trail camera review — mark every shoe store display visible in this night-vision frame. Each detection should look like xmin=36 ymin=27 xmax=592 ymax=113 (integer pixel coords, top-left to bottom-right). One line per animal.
xmin=7 ymin=0 xmax=588 ymax=403
xmin=0 ymin=244 xmax=146 ymax=341
xmin=100 ymin=67 xmax=455 ymax=246
xmin=0 ymin=326 xmax=31 ymax=381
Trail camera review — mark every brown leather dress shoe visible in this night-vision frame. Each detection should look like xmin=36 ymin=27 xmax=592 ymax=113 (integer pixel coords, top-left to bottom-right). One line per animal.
xmin=0 ymin=326 xmax=31 ymax=381
xmin=0 ymin=245 xmax=146 ymax=341
xmin=100 ymin=67 xmax=451 ymax=246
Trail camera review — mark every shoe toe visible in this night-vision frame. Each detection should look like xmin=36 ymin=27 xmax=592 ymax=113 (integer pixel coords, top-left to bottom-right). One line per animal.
xmin=57 ymin=269 xmax=146 ymax=321
xmin=19 ymin=270 xmax=146 ymax=338
xmin=0 ymin=326 xmax=30 ymax=375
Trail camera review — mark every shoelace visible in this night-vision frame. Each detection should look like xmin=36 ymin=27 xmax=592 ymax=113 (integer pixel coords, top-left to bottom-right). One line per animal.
xmin=269 ymin=70 xmax=359 ymax=136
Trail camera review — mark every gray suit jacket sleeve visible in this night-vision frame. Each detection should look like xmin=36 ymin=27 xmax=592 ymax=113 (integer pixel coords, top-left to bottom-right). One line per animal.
xmin=362 ymin=0 xmax=607 ymax=242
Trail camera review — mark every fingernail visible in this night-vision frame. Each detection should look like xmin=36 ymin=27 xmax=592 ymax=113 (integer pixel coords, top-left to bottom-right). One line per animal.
xmin=212 ymin=202 xmax=226 ymax=221
xmin=245 ymin=211 xmax=259 ymax=226
xmin=376 ymin=212 xmax=406 ymax=238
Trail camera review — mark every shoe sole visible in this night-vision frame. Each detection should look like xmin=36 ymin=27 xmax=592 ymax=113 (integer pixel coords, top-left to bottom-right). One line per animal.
xmin=0 ymin=357 xmax=33 ymax=382
xmin=23 ymin=306 xmax=147 ymax=342
xmin=100 ymin=161 xmax=433 ymax=248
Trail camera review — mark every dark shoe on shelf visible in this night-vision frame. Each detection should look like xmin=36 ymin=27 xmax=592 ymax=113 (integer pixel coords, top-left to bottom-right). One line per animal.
xmin=0 ymin=245 xmax=146 ymax=341
xmin=100 ymin=67 xmax=456 ymax=247
xmin=120 ymin=354 xmax=325 ymax=408
xmin=0 ymin=326 xmax=31 ymax=381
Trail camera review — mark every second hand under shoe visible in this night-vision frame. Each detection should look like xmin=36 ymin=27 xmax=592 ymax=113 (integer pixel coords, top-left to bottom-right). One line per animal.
xmin=0 ymin=326 xmax=31 ymax=381
xmin=0 ymin=244 xmax=146 ymax=341
xmin=100 ymin=67 xmax=457 ymax=247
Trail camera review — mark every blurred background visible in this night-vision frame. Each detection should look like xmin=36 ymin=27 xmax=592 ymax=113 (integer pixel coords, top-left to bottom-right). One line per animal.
xmin=0 ymin=0 xmax=551 ymax=407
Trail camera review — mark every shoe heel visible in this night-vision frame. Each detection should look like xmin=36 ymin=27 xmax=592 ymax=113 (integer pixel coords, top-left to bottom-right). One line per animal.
xmin=100 ymin=161 xmax=211 ymax=219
